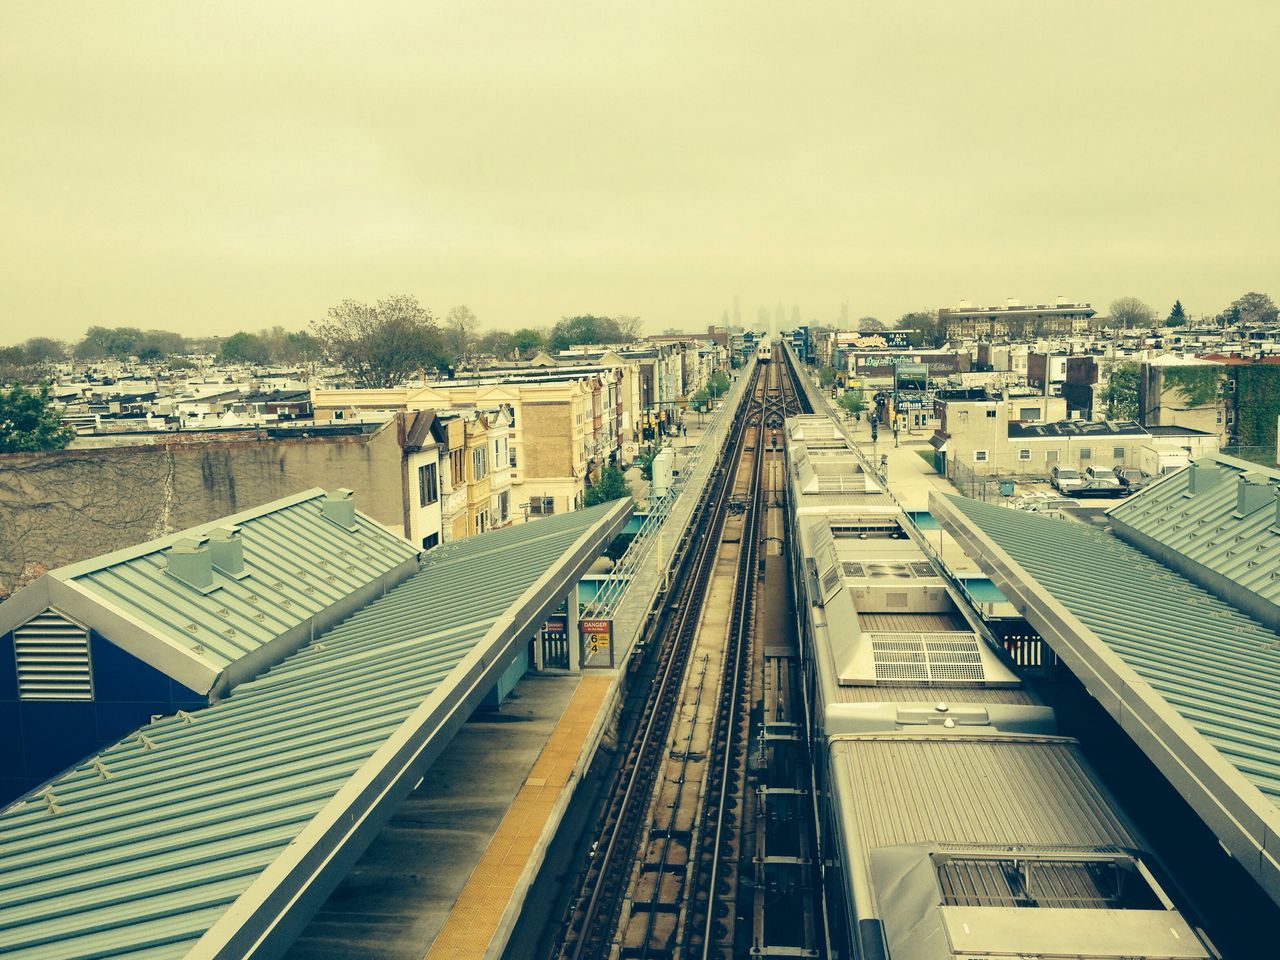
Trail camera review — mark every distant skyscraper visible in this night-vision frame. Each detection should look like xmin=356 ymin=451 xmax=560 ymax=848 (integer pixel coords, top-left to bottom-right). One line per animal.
xmin=733 ymin=295 xmax=741 ymax=327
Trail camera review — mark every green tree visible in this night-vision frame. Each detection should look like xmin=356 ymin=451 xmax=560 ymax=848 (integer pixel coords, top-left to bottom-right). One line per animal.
xmin=548 ymin=315 xmax=625 ymax=351
xmin=1109 ymin=297 xmax=1157 ymax=329
xmin=898 ymin=311 xmax=943 ymax=348
xmin=857 ymin=316 xmax=886 ymax=332
xmin=584 ymin=465 xmax=631 ymax=507
xmin=511 ymin=327 xmax=546 ymax=356
xmin=1167 ymin=300 xmax=1188 ymax=326
xmin=75 ymin=326 xmax=145 ymax=359
xmin=20 ymin=338 xmax=67 ymax=365
xmin=220 ymin=332 xmax=270 ymax=364
xmin=690 ymin=387 xmax=710 ymax=411
xmin=818 ymin=366 xmax=836 ymax=388
xmin=1102 ymin=361 xmax=1141 ymax=420
xmin=1217 ymin=291 xmax=1278 ymax=326
xmin=838 ymin=391 xmax=866 ymax=416
xmin=312 ymin=295 xmax=446 ymax=387
xmin=0 ymin=383 xmax=74 ymax=453
xmin=707 ymin=370 xmax=730 ymax=398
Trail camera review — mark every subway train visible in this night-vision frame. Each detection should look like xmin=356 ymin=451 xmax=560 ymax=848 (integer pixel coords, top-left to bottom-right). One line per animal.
xmin=782 ymin=409 xmax=1217 ymax=960
xmin=757 ymin=336 xmax=773 ymax=362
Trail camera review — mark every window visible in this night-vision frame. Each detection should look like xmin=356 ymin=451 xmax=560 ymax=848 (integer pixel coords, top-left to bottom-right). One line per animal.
xmin=1113 ymin=447 xmax=1125 ymax=460
xmin=529 ymin=496 xmax=556 ymax=516
xmin=1018 ymin=448 xmax=1031 ymax=461
xmin=498 ymin=490 xmax=510 ymax=522
xmin=974 ymin=450 xmax=989 ymax=463
xmin=1019 ymin=406 xmax=1039 ymax=421
xmin=417 ymin=463 xmax=438 ymax=506
xmin=985 ymin=409 xmax=997 ymax=418
xmin=1045 ymin=449 xmax=1059 ymax=463
xmin=1079 ymin=447 xmax=1092 ymax=461
xmin=475 ymin=510 xmax=489 ymax=533
xmin=422 ymin=532 xmax=439 ymax=551
xmin=509 ymin=445 xmax=518 ymax=468
xmin=472 ymin=446 xmax=488 ymax=480
xmin=450 ymin=448 xmax=465 ymax=486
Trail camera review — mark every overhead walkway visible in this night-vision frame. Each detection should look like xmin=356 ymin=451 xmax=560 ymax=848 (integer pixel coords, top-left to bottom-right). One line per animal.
xmin=932 ymin=492 xmax=1280 ymax=907
xmin=0 ymin=501 xmax=630 ymax=960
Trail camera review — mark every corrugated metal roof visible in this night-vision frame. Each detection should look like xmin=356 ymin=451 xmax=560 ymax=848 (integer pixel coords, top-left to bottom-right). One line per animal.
xmin=830 ymin=736 xmax=1134 ymax=850
xmin=0 ymin=504 xmax=623 ymax=960
xmin=945 ymin=495 xmax=1280 ymax=805
xmin=0 ymin=489 xmax=420 ymax=695
xmin=1107 ymin=455 xmax=1280 ymax=609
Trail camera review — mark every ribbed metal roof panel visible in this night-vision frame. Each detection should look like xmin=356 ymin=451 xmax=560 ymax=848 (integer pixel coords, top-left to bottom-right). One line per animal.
xmin=1107 ymin=457 xmax=1280 ymax=607
xmin=831 ymin=736 xmax=1134 ymax=851
xmin=0 ymin=505 xmax=617 ymax=960
xmin=948 ymin=495 xmax=1280 ymax=806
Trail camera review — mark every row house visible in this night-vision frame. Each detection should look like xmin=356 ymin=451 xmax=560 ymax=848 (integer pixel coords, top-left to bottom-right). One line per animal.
xmin=939 ymin=299 xmax=1096 ymax=340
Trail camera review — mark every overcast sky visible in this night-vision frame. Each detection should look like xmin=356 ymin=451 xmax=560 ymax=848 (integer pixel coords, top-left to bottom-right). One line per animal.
xmin=2 ymin=2 xmax=1277 ymax=343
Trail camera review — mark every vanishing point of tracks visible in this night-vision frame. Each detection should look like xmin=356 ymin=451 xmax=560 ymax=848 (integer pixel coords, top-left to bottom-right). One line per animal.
xmin=553 ymin=350 xmax=811 ymax=960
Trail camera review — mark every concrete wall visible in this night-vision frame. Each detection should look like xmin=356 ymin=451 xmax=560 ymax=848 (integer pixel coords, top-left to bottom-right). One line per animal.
xmin=0 ymin=422 xmax=407 ymax=599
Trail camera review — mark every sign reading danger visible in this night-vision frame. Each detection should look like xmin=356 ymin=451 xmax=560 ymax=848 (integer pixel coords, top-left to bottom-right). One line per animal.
xmin=579 ymin=618 xmax=613 ymax=654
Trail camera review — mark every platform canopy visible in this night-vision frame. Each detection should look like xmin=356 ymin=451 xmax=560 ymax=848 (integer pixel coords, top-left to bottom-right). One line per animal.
xmin=931 ymin=492 xmax=1280 ymax=908
xmin=0 ymin=499 xmax=630 ymax=960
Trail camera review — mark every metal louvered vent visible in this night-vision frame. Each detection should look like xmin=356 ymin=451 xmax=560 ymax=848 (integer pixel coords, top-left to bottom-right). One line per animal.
xmin=870 ymin=632 xmax=985 ymax=685
xmin=14 ymin=609 xmax=92 ymax=701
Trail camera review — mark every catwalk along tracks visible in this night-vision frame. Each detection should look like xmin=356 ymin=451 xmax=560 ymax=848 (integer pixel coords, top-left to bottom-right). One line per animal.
xmin=552 ymin=348 xmax=821 ymax=960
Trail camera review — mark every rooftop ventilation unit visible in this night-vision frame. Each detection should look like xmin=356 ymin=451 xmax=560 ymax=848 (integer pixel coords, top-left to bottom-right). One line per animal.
xmin=321 ymin=488 xmax=358 ymax=531
xmin=1185 ymin=459 xmax=1222 ymax=496
xmin=208 ymin=526 xmax=248 ymax=579
xmin=1235 ymin=474 xmax=1275 ymax=517
xmin=14 ymin=609 xmax=92 ymax=701
xmin=165 ymin=536 xmax=218 ymax=594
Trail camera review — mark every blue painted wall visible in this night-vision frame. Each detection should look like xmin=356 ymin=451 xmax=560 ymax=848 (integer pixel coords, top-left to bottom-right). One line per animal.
xmin=0 ymin=630 xmax=205 ymax=806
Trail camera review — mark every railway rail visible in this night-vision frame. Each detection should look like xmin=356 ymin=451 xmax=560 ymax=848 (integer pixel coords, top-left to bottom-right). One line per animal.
xmin=551 ymin=347 xmax=816 ymax=960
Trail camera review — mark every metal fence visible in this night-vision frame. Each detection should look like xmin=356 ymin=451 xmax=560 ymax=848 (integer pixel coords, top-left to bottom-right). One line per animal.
xmin=579 ymin=366 xmax=755 ymax=666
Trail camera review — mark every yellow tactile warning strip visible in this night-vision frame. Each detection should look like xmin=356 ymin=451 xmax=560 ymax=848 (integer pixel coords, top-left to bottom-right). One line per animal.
xmin=424 ymin=675 xmax=614 ymax=960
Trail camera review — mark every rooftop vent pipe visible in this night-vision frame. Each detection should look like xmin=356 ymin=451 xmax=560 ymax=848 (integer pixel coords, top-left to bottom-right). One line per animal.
xmin=165 ymin=536 xmax=218 ymax=593
xmin=321 ymin=488 xmax=358 ymax=531
xmin=1235 ymin=474 xmax=1275 ymax=517
xmin=208 ymin=526 xmax=247 ymax=578
xmin=1186 ymin=459 xmax=1222 ymax=496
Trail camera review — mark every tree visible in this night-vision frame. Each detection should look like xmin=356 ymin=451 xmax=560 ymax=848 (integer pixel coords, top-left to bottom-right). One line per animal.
xmin=584 ymin=465 xmax=631 ymax=507
xmin=444 ymin=305 xmax=479 ymax=362
xmin=838 ymin=391 xmax=866 ymax=416
xmin=707 ymin=370 xmax=730 ymax=397
xmin=549 ymin=315 xmax=630 ymax=351
xmin=898 ymin=311 xmax=944 ymax=348
xmin=76 ymin=326 xmax=145 ymax=360
xmin=857 ymin=316 xmax=886 ymax=332
xmin=818 ymin=366 xmax=836 ymax=388
xmin=312 ymin=295 xmax=446 ymax=388
xmin=1109 ymin=297 xmax=1157 ymax=329
xmin=1102 ymin=361 xmax=1140 ymax=421
xmin=0 ymin=383 xmax=74 ymax=453
xmin=511 ymin=327 xmax=546 ymax=356
xmin=477 ymin=329 xmax=512 ymax=359
xmin=220 ymin=332 xmax=270 ymax=364
xmin=1167 ymin=300 xmax=1188 ymax=326
xmin=1217 ymin=291 xmax=1278 ymax=327
xmin=21 ymin=338 xmax=67 ymax=365
xmin=690 ymin=387 xmax=710 ymax=412
xmin=615 ymin=315 xmax=643 ymax=342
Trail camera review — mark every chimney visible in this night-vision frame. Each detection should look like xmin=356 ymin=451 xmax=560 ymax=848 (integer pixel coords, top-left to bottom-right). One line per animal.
xmin=321 ymin=488 xmax=358 ymax=531
xmin=165 ymin=536 xmax=217 ymax=593
xmin=1186 ymin=459 xmax=1222 ymax=496
xmin=1235 ymin=474 xmax=1274 ymax=517
xmin=208 ymin=526 xmax=247 ymax=579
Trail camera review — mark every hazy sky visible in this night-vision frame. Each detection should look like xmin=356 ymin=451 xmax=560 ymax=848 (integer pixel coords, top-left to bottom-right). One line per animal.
xmin=3 ymin=2 xmax=1278 ymax=343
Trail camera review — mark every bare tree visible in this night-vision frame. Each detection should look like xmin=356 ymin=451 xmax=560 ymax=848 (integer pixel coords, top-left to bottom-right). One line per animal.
xmin=444 ymin=305 xmax=479 ymax=361
xmin=312 ymin=295 xmax=444 ymax=387
xmin=857 ymin=316 xmax=886 ymax=331
xmin=615 ymin=315 xmax=643 ymax=342
xmin=1109 ymin=297 xmax=1157 ymax=329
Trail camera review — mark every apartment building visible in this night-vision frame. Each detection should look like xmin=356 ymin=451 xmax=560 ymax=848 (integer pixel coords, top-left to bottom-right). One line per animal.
xmin=940 ymin=299 xmax=1096 ymax=340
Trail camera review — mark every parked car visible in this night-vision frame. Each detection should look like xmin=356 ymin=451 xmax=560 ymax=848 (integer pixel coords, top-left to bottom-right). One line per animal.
xmin=1072 ymin=465 xmax=1127 ymax=498
xmin=1084 ymin=465 xmax=1123 ymax=488
xmin=1050 ymin=465 xmax=1085 ymax=494
xmin=1116 ymin=467 xmax=1151 ymax=491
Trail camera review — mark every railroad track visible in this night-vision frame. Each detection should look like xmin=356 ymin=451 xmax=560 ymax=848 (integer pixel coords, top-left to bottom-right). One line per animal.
xmin=551 ymin=348 xmax=816 ymax=960
xmin=553 ymin=363 xmax=765 ymax=960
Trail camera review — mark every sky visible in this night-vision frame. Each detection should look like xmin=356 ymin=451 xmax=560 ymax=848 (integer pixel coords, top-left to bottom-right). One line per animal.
xmin=2 ymin=2 xmax=1278 ymax=344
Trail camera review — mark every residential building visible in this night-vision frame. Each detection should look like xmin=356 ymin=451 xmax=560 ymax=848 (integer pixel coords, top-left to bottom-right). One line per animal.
xmin=940 ymin=299 xmax=1096 ymax=340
